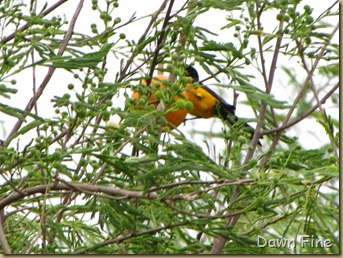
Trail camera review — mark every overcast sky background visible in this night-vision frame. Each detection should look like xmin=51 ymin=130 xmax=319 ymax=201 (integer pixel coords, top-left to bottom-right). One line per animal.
xmin=0 ymin=0 xmax=339 ymax=155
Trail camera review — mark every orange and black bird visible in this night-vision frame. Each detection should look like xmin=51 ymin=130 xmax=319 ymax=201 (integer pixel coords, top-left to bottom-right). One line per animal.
xmin=183 ymin=66 xmax=261 ymax=145
xmin=131 ymin=65 xmax=261 ymax=145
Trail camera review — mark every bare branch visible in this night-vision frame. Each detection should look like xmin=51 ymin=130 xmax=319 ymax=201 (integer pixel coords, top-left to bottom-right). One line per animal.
xmin=147 ymin=0 xmax=175 ymax=85
xmin=0 ymin=182 xmax=192 ymax=210
xmin=261 ymin=82 xmax=339 ymax=135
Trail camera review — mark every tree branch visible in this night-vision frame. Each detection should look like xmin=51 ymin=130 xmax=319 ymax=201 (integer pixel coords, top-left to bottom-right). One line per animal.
xmin=261 ymin=82 xmax=339 ymax=135
xmin=0 ymin=182 xmax=193 ymax=210
xmin=146 ymin=0 xmax=175 ymax=85
xmin=117 ymin=0 xmax=169 ymax=83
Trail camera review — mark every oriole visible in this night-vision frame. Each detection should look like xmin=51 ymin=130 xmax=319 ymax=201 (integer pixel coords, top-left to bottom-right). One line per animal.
xmin=131 ymin=66 xmax=260 ymax=145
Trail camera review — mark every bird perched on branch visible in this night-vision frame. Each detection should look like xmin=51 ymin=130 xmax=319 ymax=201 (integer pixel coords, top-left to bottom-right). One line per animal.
xmin=131 ymin=65 xmax=261 ymax=145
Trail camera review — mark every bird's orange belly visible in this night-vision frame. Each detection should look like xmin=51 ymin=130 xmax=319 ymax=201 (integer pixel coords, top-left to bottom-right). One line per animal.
xmin=131 ymin=75 xmax=188 ymax=129
xmin=183 ymin=88 xmax=217 ymax=118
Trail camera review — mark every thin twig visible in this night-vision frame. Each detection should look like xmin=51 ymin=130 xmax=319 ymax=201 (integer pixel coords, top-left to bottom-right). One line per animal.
xmin=162 ymin=199 xmax=244 ymax=219
xmin=267 ymin=14 xmax=285 ymax=127
xmin=261 ymin=82 xmax=339 ymax=135
xmin=146 ymin=0 xmax=175 ymax=85
xmin=148 ymin=178 xmax=254 ymax=193
xmin=295 ymin=38 xmax=338 ymax=158
xmin=117 ymin=0 xmax=169 ymax=83
xmin=0 ymin=209 xmax=11 ymax=254
xmin=255 ymin=4 xmax=269 ymax=91
xmin=77 ymin=15 xmax=136 ymax=45
xmin=73 ymin=222 xmax=188 ymax=254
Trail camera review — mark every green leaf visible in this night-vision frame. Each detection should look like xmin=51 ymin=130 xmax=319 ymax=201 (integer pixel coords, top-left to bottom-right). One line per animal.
xmin=231 ymin=85 xmax=291 ymax=109
xmin=0 ymin=103 xmax=26 ymax=121
xmin=5 ymin=119 xmax=45 ymax=145
xmin=0 ymin=84 xmax=18 ymax=98
xmin=199 ymin=40 xmax=236 ymax=52
xmin=45 ymin=43 xmax=114 ymax=69
xmin=200 ymin=0 xmax=244 ymax=11
xmin=124 ymin=155 xmax=159 ymax=164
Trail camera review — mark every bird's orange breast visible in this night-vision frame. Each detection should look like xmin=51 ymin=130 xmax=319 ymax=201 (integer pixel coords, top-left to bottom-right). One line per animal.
xmin=131 ymin=75 xmax=188 ymax=129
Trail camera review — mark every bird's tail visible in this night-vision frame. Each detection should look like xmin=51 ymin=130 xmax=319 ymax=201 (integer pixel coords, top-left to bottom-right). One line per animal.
xmin=218 ymin=103 xmax=261 ymax=146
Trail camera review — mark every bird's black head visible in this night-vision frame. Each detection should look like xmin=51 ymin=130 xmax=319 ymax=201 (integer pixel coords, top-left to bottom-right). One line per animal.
xmin=185 ymin=66 xmax=199 ymax=82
